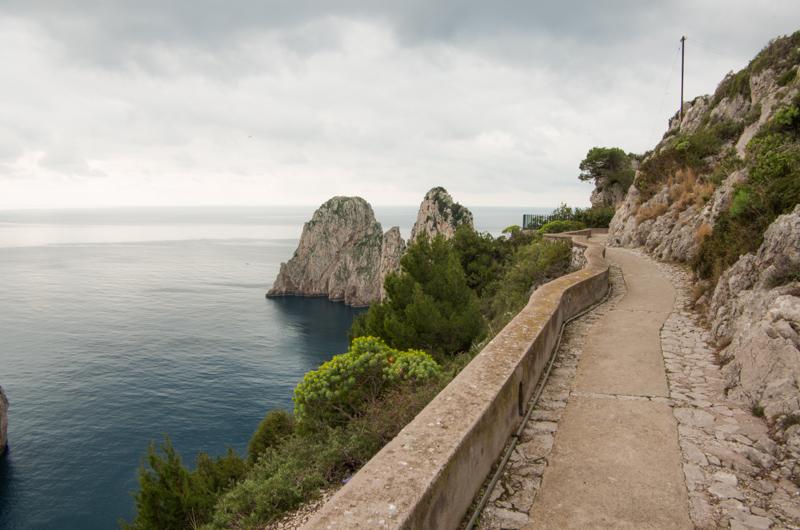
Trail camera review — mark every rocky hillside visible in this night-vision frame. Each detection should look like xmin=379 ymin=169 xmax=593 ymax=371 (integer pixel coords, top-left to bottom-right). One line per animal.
xmin=410 ymin=187 xmax=473 ymax=241
xmin=608 ymin=32 xmax=800 ymax=445
xmin=267 ymin=196 xmax=400 ymax=306
xmin=1 ymin=386 xmax=7 ymax=455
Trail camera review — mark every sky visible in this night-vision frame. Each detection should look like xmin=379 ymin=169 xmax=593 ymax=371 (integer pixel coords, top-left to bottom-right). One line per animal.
xmin=1 ymin=1 xmax=798 ymax=209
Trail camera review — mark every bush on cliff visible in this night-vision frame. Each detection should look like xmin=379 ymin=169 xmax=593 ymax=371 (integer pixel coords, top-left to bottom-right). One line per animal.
xmin=125 ymin=437 xmax=247 ymax=530
xmin=247 ymin=410 xmax=294 ymax=464
xmin=481 ymin=238 xmax=572 ymax=332
xmin=537 ymin=219 xmax=586 ymax=234
xmin=636 ymin=117 xmax=744 ymax=199
xmin=573 ymin=206 xmax=615 ymax=228
xmin=293 ymin=336 xmax=440 ymax=431
xmin=350 ymin=234 xmax=484 ymax=360
xmin=579 ymin=146 xmax=635 ymax=191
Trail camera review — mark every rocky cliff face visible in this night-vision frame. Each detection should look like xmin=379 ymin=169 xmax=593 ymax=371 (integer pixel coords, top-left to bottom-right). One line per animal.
xmin=410 ymin=187 xmax=473 ymax=241
xmin=0 ymin=386 xmax=8 ymax=455
xmin=267 ymin=197 xmax=396 ymax=306
xmin=708 ymin=207 xmax=800 ymax=422
xmin=607 ymin=33 xmax=800 ymax=442
xmin=379 ymin=227 xmax=405 ymax=300
xmin=590 ymin=176 xmax=628 ymax=208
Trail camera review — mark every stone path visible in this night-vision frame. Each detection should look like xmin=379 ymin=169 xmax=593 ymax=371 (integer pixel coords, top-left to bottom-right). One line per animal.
xmin=475 ymin=246 xmax=800 ymax=530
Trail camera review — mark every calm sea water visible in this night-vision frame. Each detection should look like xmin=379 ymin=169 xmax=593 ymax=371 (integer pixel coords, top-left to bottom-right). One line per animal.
xmin=0 ymin=205 xmax=547 ymax=529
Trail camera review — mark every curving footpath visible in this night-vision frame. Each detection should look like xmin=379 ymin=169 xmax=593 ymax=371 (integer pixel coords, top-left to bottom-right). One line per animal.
xmin=478 ymin=245 xmax=800 ymax=530
xmin=525 ymin=246 xmax=691 ymax=529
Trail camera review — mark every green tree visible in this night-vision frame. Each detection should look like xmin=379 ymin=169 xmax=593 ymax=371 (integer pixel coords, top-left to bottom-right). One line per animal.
xmin=451 ymin=225 xmax=504 ymax=297
xmin=247 ymin=410 xmax=294 ymax=464
xmin=579 ymin=147 xmax=635 ymax=190
xmin=124 ymin=437 xmax=247 ymax=530
xmin=351 ymin=235 xmax=484 ymax=359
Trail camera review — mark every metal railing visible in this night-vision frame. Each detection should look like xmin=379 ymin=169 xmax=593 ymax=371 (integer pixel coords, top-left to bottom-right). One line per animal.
xmin=522 ymin=213 xmax=572 ymax=229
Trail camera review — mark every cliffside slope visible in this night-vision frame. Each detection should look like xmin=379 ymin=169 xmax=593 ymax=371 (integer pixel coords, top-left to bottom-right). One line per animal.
xmin=608 ymin=32 xmax=800 ymax=447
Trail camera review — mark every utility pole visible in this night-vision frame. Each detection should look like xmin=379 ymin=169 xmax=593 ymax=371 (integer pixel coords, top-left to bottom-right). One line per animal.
xmin=680 ymin=36 xmax=686 ymax=125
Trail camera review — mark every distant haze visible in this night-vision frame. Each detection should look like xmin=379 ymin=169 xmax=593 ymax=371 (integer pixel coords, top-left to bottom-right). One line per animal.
xmin=1 ymin=2 xmax=798 ymax=209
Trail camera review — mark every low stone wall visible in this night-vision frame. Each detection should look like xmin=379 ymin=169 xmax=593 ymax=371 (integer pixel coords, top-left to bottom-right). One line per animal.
xmin=304 ymin=232 xmax=609 ymax=530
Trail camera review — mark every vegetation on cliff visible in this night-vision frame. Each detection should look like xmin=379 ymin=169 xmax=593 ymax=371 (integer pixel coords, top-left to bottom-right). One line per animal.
xmin=609 ymin=31 xmax=800 ymax=286
xmin=125 ymin=223 xmax=573 ymax=529
xmin=694 ymin=94 xmax=800 ymax=282
xmin=579 ymin=147 xmax=636 ymax=189
xmin=349 ymin=234 xmax=484 ymax=360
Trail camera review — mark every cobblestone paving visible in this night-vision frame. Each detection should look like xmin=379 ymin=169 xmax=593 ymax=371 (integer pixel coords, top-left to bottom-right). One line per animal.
xmin=641 ymin=250 xmax=800 ymax=530
xmin=475 ymin=251 xmax=800 ymax=530
xmin=475 ymin=265 xmax=626 ymax=529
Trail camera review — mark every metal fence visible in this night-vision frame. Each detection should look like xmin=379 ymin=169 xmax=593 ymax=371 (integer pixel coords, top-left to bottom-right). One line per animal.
xmin=522 ymin=213 xmax=571 ymax=229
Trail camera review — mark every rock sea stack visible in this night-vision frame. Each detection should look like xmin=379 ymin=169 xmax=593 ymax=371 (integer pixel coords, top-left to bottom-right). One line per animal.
xmin=410 ymin=187 xmax=473 ymax=241
xmin=267 ymin=196 xmax=403 ymax=306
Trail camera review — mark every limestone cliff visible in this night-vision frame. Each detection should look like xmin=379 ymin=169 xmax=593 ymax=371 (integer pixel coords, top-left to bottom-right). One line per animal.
xmin=267 ymin=197 xmax=406 ymax=306
xmin=268 ymin=197 xmax=384 ymax=306
xmin=589 ymin=176 xmax=628 ymax=209
xmin=410 ymin=187 xmax=473 ymax=241
xmin=707 ymin=206 xmax=800 ymax=421
xmin=606 ymin=32 xmax=800 ymax=442
xmin=0 ymin=386 xmax=7 ymax=455
xmin=379 ymin=226 xmax=405 ymax=300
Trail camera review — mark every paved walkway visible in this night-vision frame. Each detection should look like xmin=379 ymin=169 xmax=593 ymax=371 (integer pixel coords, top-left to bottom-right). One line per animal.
xmin=526 ymin=247 xmax=691 ymax=529
xmin=476 ymin=246 xmax=800 ymax=530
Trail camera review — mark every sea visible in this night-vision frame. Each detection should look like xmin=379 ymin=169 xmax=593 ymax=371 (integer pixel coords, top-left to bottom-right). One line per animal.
xmin=0 ymin=205 xmax=549 ymax=529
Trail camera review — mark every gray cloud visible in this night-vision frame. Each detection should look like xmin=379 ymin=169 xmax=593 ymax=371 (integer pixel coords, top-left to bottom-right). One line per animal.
xmin=1 ymin=2 xmax=798 ymax=208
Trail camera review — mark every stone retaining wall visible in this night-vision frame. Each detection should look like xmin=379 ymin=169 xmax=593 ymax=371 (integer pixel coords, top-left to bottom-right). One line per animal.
xmin=304 ymin=232 xmax=610 ymax=530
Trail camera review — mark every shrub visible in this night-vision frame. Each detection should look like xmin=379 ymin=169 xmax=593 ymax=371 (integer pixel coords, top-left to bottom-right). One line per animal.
xmin=777 ymin=67 xmax=797 ymax=87
xmin=729 ymin=188 xmax=752 ymax=217
xmin=350 ymin=235 xmax=484 ymax=360
xmin=712 ymin=69 xmax=751 ymax=105
xmin=537 ymin=219 xmax=586 ymax=234
xmin=573 ymin=206 xmax=615 ymax=228
xmin=709 ymin=148 xmax=744 ymax=186
xmin=124 ymin=437 xmax=247 ymax=530
xmin=636 ymin=118 xmax=745 ymax=199
xmin=578 ymin=147 xmax=635 ymax=192
xmin=482 ymin=240 xmax=571 ymax=332
xmin=635 ymin=201 xmax=669 ymax=223
xmin=694 ymin=223 xmax=713 ymax=245
xmin=247 ymin=410 xmax=294 ymax=464
xmin=693 ymin=97 xmax=800 ymax=282
xmin=293 ymin=336 xmax=440 ymax=430
xmin=501 ymin=224 xmax=521 ymax=235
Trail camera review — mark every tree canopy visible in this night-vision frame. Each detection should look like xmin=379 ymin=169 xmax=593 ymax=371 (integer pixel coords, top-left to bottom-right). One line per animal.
xmin=350 ymin=234 xmax=484 ymax=360
xmin=579 ymin=146 xmax=635 ymax=190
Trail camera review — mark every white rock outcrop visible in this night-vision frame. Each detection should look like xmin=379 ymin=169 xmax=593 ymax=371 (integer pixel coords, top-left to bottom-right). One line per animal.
xmin=267 ymin=197 xmax=401 ymax=307
xmin=410 ymin=187 xmax=473 ymax=241
xmin=379 ymin=226 xmax=405 ymax=300
xmin=708 ymin=207 xmax=800 ymax=419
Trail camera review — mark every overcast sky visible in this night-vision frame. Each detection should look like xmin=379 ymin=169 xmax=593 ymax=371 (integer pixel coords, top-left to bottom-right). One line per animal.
xmin=1 ymin=1 xmax=798 ymax=209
